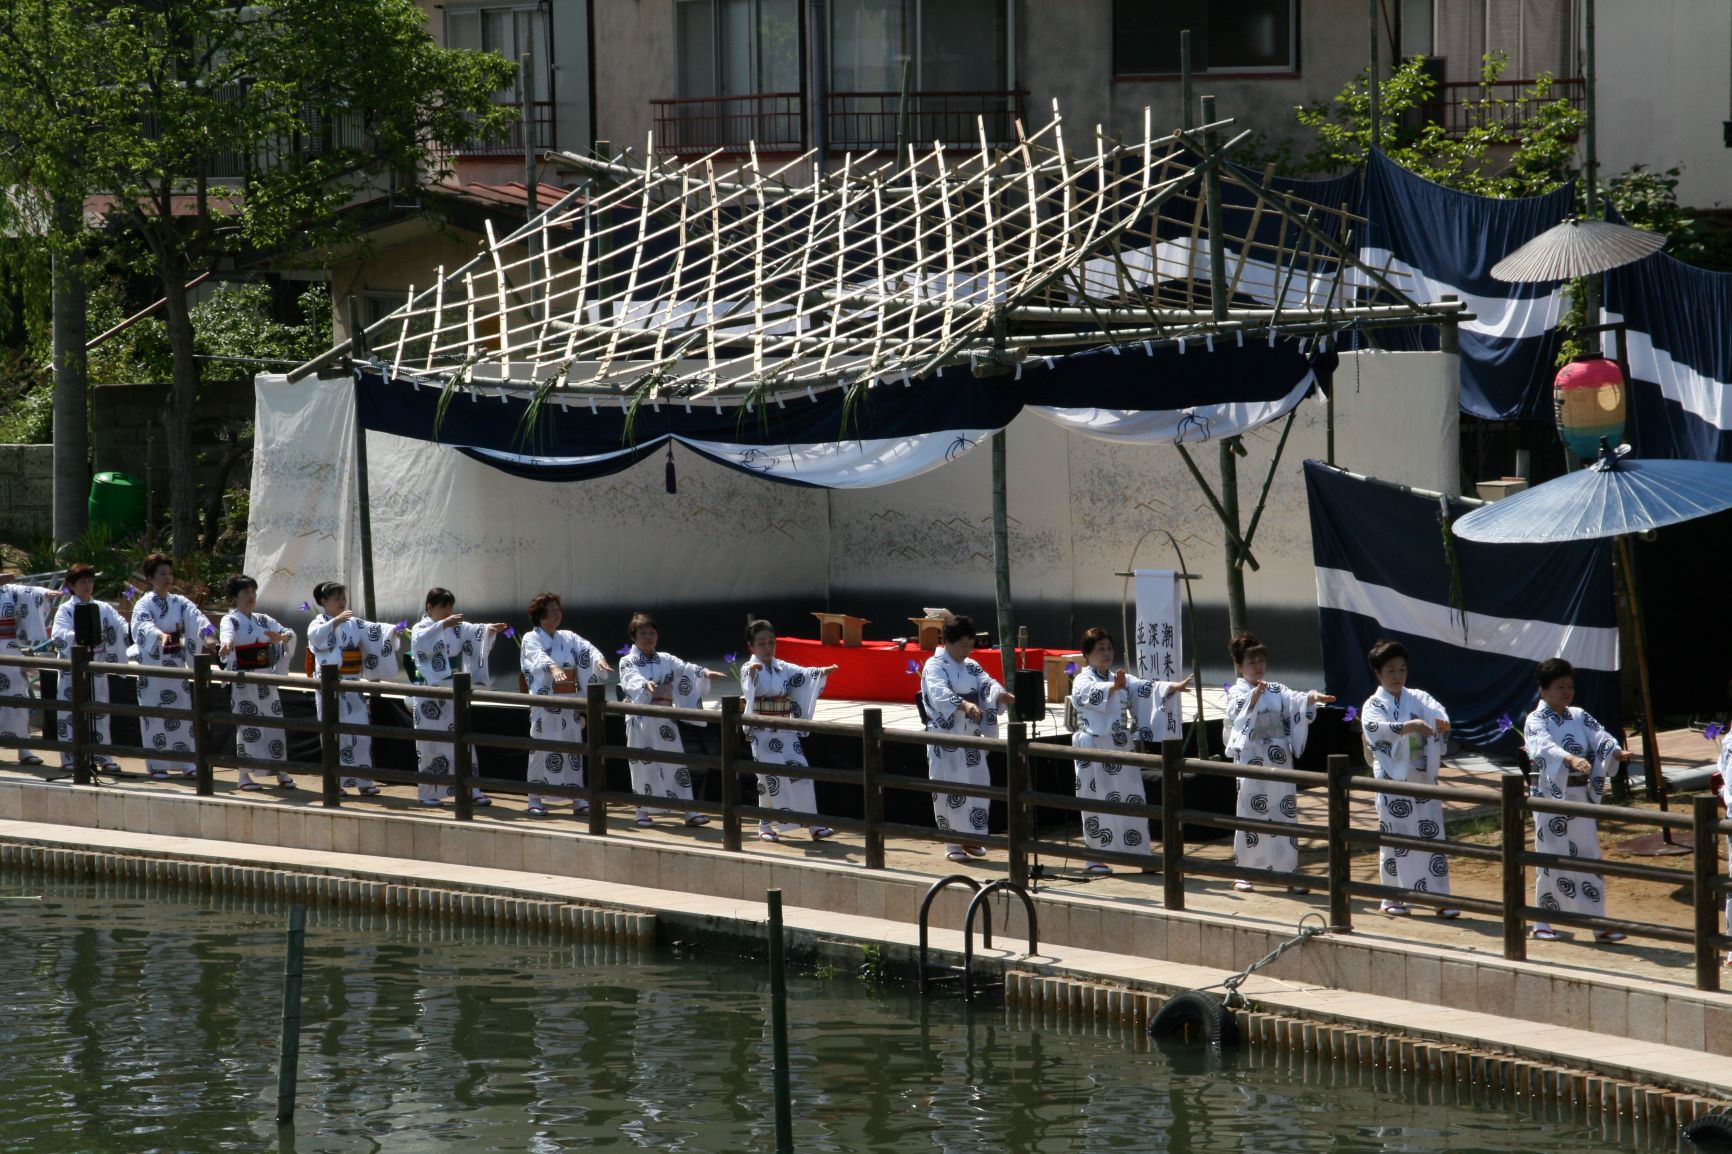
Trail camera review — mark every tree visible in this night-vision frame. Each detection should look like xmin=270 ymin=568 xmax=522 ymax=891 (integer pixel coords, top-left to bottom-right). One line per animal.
xmin=1292 ymin=54 xmax=1585 ymax=197
xmin=0 ymin=0 xmax=516 ymax=556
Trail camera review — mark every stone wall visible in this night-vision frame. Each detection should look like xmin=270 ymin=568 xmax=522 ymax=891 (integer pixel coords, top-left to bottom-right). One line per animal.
xmin=0 ymin=445 xmax=53 ymax=544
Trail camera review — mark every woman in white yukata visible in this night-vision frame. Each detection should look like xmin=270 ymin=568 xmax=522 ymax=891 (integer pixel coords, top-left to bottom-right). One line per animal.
xmin=519 ymin=592 xmax=611 ymax=817
xmin=618 ymin=612 xmax=728 ymax=828
xmin=1359 ymin=639 xmax=1458 ymax=918
xmin=920 ymin=614 xmax=1015 ymax=865
xmin=1717 ymin=728 xmax=1732 ymax=965
xmin=1223 ymin=631 xmax=1333 ymax=892
xmin=410 ymin=586 xmax=508 ymax=807
xmin=49 ymin=563 xmax=128 ymax=772
xmin=1523 ymin=657 xmax=1630 ymax=943
xmin=306 ymin=580 xmax=401 ymax=796
xmin=0 ymin=575 xmax=62 ymax=766
xmin=741 ymin=619 xmax=838 ymax=842
xmin=130 ymin=553 xmax=210 ymax=780
xmin=1068 ymin=626 xmax=1189 ymax=875
xmin=217 ymin=574 xmax=298 ymax=791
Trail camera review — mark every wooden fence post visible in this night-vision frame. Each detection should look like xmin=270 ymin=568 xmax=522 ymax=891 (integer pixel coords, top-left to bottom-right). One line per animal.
xmin=719 ymin=695 xmax=743 ymax=852
xmin=1501 ymin=774 xmax=1528 ymax=962
xmin=318 ymin=665 xmax=342 ymax=808
xmin=585 ymin=682 xmax=608 ymax=835
xmin=1326 ymin=754 xmax=1352 ymax=931
xmin=451 ymin=672 xmax=474 ymax=821
xmin=69 ymin=646 xmax=91 ymax=786
xmin=1694 ymin=795 xmax=1721 ymax=992
xmin=1005 ymin=721 xmax=1029 ymax=888
xmin=861 ymin=708 xmax=886 ymax=869
xmin=191 ymin=652 xmax=215 ymax=797
xmin=1159 ymin=739 xmax=1186 ymax=909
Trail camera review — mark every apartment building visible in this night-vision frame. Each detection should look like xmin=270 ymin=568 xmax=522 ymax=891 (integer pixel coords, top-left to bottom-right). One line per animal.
xmin=423 ymin=1 xmax=1584 ymax=182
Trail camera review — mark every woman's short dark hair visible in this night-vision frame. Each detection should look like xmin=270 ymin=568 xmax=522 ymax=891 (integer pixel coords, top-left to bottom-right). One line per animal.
xmin=65 ymin=562 xmax=96 ymax=587
xmin=942 ymin=614 xmax=977 ymax=645
xmin=746 ymin=618 xmax=775 ymax=645
xmin=141 ymin=552 xmax=173 ymax=579
xmin=1536 ymin=657 xmax=1575 ymax=688
xmin=1367 ymin=638 xmax=1408 ymax=673
xmin=226 ymin=574 xmax=258 ymax=599
xmin=528 ymin=592 xmax=561 ymax=625
xmin=628 ymin=612 xmax=658 ymax=639
xmin=424 ymin=587 xmax=456 ymax=610
xmin=312 ymin=581 xmax=346 ymax=606
xmin=1228 ymin=631 xmax=1267 ymax=666
xmin=1080 ymin=626 xmax=1114 ymax=657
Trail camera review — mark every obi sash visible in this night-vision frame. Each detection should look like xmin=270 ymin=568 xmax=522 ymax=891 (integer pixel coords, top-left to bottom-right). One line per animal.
xmin=339 ymin=647 xmax=364 ymax=676
xmin=234 ymin=642 xmax=273 ymax=671
xmin=161 ymin=628 xmax=183 ymax=654
xmin=551 ymin=670 xmax=579 ymax=695
xmin=1249 ymin=705 xmax=1284 ymax=741
xmin=753 ymin=694 xmax=794 ymax=717
xmin=0 ymin=616 xmax=14 ymax=642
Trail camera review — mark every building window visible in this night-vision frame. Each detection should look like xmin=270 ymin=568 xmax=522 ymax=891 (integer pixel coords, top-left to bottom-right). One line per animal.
xmin=1113 ymin=1 xmax=1297 ymax=76
xmin=441 ymin=4 xmax=554 ymax=154
xmin=676 ymin=0 xmax=801 ymax=98
xmin=829 ymin=0 xmax=1010 ymax=93
xmin=444 ymin=4 xmax=549 ymax=99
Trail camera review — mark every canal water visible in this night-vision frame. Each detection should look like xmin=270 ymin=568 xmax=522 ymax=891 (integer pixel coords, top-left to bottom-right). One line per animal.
xmin=0 ymin=875 xmax=1675 ymax=1153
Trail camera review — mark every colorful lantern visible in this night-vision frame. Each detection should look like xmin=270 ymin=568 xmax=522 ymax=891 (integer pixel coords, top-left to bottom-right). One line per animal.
xmin=1552 ymin=356 xmax=1626 ymax=461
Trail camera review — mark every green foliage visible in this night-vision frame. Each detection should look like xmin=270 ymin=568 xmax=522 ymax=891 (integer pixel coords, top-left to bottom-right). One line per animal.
xmin=1294 ymin=54 xmax=1585 ymax=197
xmin=0 ymin=357 xmax=52 ymax=443
xmin=857 ymin=942 xmax=886 ymax=986
xmin=21 ymin=522 xmax=150 ymax=597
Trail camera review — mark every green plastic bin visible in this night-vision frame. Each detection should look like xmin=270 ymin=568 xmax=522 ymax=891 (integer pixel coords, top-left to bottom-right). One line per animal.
xmin=88 ymin=471 xmax=147 ymax=539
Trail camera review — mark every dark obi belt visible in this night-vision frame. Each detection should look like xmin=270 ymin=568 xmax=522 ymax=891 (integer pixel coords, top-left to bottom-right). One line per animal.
xmin=234 ymin=642 xmax=273 ymax=670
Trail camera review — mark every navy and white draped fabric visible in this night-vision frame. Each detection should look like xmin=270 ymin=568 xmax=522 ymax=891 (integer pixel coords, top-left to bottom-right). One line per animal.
xmin=1304 ymin=461 xmax=1618 ymax=752
xmin=1359 ymin=151 xmax=1573 ymax=421
xmin=1602 ymin=248 xmax=1732 ymax=461
xmin=355 ymin=338 xmax=1320 ymax=487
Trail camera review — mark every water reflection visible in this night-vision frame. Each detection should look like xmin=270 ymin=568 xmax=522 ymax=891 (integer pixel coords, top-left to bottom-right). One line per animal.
xmin=0 ymin=873 xmax=1661 ymax=1153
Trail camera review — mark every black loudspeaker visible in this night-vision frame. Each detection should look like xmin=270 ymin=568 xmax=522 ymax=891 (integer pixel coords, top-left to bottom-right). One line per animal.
xmin=1012 ymin=668 xmax=1045 ymax=722
xmin=73 ymin=602 xmax=101 ymax=647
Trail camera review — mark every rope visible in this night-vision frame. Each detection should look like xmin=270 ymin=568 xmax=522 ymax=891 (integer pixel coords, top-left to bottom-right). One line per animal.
xmin=1193 ymin=912 xmax=1339 ymax=1008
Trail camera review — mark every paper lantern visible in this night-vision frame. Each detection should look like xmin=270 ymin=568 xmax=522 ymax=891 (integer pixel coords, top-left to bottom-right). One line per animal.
xmin=1553 ymin=356 xmax=1626 ymax=461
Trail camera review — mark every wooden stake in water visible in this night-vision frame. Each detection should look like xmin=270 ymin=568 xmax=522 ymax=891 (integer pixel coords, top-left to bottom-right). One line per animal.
xmin=276 ymin=904 xmax=307 ymax=1124
xmin=766 ymin=889 xmax=793 ymax=1154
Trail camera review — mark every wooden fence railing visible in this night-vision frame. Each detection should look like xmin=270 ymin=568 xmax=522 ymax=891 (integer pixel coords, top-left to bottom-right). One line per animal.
xmin=3 ymin=649 xmax=1727 ymax=989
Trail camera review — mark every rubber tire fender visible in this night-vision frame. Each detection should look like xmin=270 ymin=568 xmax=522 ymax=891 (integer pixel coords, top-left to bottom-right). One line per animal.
xmin=1146 ymin=990 xmax=1238 ymax=1048
xmin=1684 ymin=1110 xmax=1732 ymax=1148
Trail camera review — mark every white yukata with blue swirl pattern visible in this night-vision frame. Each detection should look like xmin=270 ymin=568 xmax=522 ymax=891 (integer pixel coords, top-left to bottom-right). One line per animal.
xmin=1524 ymin=703 xmax=1620 ymax=921
xmin=520 ymin=626 xmax=607 ymax=812
xmin=920 ymin=651 xmax=1007 ymax=856
xmin=741 ymin=655 xmax=829 ymax=833
xmin=619 ymin=647 xmax=710 ymax=816
xmin=1069 ymin=667 xmax=1179 ymax=859
xmin=1360 ymin=685 xmax=1452 ymax=900
xmin=1223 ymin=678 xmax=1315 ymax=877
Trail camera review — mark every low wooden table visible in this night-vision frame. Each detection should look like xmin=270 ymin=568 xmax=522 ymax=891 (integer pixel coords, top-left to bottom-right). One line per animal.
xmin=810 ymin=612 xmax=870 ymax=647
xmin=1043 ymin=651 xmax=1083 ymax=703
xmin=907 ymin=616 xmax=947 ymax=651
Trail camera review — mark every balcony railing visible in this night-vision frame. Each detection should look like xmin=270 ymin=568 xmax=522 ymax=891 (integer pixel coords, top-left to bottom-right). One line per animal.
xmin=434 ymin=100 xmax=557 ymax=164
xmin=1439 ymin=77 xmax=1584 ymax=139
xmin=826 ymin=89 xmax=1027 ymax=153
xmin=649 ymin=89 xmax=1028 ymax=156
xmin=651 ymin=92 xmax=805 ymax=156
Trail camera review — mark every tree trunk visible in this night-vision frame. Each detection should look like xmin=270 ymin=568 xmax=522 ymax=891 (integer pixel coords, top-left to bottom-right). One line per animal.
xmin=50 ymin=201 xmax=89 ymax=548
xmin=160 ymin=253 xmax=200 ymax=558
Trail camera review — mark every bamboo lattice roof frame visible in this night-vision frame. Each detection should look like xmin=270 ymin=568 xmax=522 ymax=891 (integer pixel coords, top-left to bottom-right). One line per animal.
xmin=295 ymin=103 xmax=1470 ymax=404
